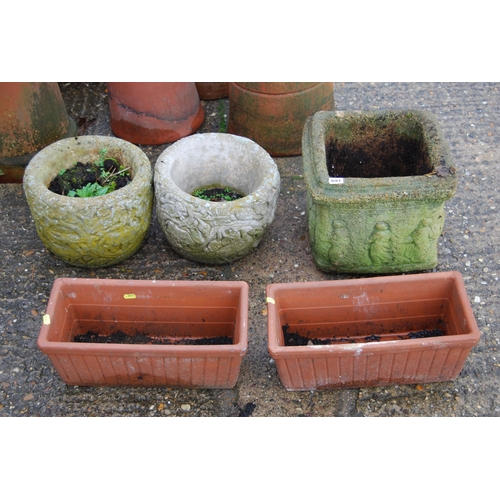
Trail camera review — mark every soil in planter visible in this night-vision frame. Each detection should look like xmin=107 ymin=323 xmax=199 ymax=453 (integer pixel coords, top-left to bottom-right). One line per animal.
xmin=282 ymin=324 xmax=445 ymax=346
xmin=48 ymin=157 xmax=131 ymax=197
xmin=73 ymin=330 xmax=233 ymax=345
xmin=326 ymin=120 xmax=432 ymax=178
xmin=192 ymin=184 xmax=245 ymax=202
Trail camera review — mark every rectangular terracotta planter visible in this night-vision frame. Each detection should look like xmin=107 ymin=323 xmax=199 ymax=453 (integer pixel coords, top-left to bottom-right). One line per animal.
xmin=38 ymin=278 xmax=248 ymax=388
xmin=267 ymin=272 xmax=480 ymax=390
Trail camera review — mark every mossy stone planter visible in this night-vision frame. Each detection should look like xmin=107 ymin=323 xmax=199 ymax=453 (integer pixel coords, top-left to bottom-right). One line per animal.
xmin=154 ymin=133 xmax=280 ymax=264
xmin=303 ymin=110 xmax=458 ymax=274
xmin=23 ymin=136 xmax=153 ymax=268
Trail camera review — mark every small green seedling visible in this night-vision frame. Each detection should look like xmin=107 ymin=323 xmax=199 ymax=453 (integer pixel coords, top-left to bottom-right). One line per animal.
xmin=95 ymin=148 xmax=109 ymax=168
xmin=68 ymin=182 xmax=111 ymax=198
xmin=55 ymin=148 xmax=131 ymax=198
xmin=192 ymin=185 xmax=243 ymax=202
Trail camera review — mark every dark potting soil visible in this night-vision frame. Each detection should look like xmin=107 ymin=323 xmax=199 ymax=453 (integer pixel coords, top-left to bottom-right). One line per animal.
xmin=73 ymin=330 xmax=233 ymax=345
xmin=238 ymin=402 xmax=257 ymax=417
xmin=48 ymin=159 xmax=131 ymax=196
xmin=326 ymin=121 xmax=432 ymax=178
xmin=282 ymin=324 xmax=445 ymax=346
xmin=192 ymin=185 xmax=245 ymax=202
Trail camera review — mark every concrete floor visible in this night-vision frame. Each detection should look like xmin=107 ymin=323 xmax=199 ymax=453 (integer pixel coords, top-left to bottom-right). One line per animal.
xmin=1 ymin=82 xmax=499 ymax=417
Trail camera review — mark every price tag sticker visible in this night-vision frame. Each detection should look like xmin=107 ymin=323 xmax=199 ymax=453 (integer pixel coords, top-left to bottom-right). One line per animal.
xmin=329 ymin=177 xmax=344 ymax=185
xmin=124 ymin=294 xmax=137 ymax=299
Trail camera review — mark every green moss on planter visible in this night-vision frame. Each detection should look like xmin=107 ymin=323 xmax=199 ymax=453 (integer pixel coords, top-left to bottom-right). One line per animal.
xmin=303 ymin=110 xmax=457 ymax=274
xmin=23 ymin=136 xmax=153 ymax=268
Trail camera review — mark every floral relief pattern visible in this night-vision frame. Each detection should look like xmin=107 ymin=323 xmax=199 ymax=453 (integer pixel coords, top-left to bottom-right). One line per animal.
xmin=34 ymin=189 xmax=153 ymax=268
xmin=156 ymin=185 xmax=279 ymax=264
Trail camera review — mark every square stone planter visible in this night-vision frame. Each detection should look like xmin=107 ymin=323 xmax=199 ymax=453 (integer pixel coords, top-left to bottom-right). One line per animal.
xmin=38 ymin=278 xmax=248 ymax=388
xmin=267 ymin=272 xmax=480 ymax=391
xmin=302 ymin=110 xmax=458 ymax=274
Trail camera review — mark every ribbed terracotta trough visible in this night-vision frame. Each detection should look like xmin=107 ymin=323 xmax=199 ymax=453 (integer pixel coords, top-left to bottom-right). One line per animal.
xmin=38 ymin=278 xmax=248 ymax=388
xmin=267 ymin=272 xmax=480 ymax=390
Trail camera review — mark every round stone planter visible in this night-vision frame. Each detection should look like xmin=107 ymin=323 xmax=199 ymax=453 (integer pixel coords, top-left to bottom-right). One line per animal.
xmin=23 ymin=136 xmax=153 ymax=268
xmin=154 ymin=133 xmax=280 ymax=264
xmin=302 ymin=109 xmax=458 ymax=274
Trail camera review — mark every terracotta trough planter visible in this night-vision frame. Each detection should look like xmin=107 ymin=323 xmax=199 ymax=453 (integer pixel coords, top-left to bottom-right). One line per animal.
xmin=267 ymin=272 xmax=480 ymax=390
xmin=38 ymin=278 xmax=248 ymax=388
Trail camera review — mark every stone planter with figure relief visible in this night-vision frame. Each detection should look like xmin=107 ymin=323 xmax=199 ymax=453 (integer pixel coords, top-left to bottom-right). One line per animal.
xmin=302 ymin=109 xmax=458 ymax=274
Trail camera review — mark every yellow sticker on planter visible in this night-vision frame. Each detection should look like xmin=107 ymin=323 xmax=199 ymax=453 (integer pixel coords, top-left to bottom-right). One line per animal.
xmin=43 ymin=314 xmax=51 ymax=325
xmin=124 ymin=294 xmax=136 ymax=299
xmin=266 ymin=297 xmax=276 ymax=304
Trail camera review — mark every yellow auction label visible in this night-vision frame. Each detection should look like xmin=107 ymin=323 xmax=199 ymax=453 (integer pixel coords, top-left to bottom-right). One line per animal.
xmin=266 ymin=297 xmax=276 ymax=304
xmin=43 ymin=314 xmax=51 ymax=325
xmin=124 ymin=294 xmax=137 ymax=299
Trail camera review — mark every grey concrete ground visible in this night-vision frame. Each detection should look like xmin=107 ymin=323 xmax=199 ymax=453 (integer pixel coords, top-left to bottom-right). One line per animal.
xmin=1 ymin=82 xmax=499 ymax=417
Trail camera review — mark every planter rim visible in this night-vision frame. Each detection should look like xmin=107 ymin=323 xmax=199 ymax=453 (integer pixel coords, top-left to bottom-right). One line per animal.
xmin=38 ymin=340 xmax=247 ymax=357
xmin=231 ymin=82 xmax=327 ymax=96
xmin=267 ymin=271 xmax=480 ymax=358
xmin=303 ymin=109 xmax=458 ymax=203
xmin=23 ymin=135 xmax=152 ymax=206
xmin=155 ymin=132 xmax=279 ymax=211
xmin=38 ymin=278 xmax=249 ymax=356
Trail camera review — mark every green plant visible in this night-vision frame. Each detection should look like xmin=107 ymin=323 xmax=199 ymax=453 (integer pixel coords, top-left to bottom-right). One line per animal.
xmin=192 ymin=185 xmax=243 ymax=202
xmin=68 ymin=182 xmax=111 ymax=198
xmin=192 ymin=188 xmax=212 ymax=201
xmin=95 ymin=148 xmax=109 ymax=168
xmin=219 ymin=188 xmax=234 ymax=201
xmin=96 ymin=148 xmax=125 ymax=170
xmin=99 ymin=164 xmax=129 ymax=180
xmin=55 ymin=149 xmax=132 ymax=198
